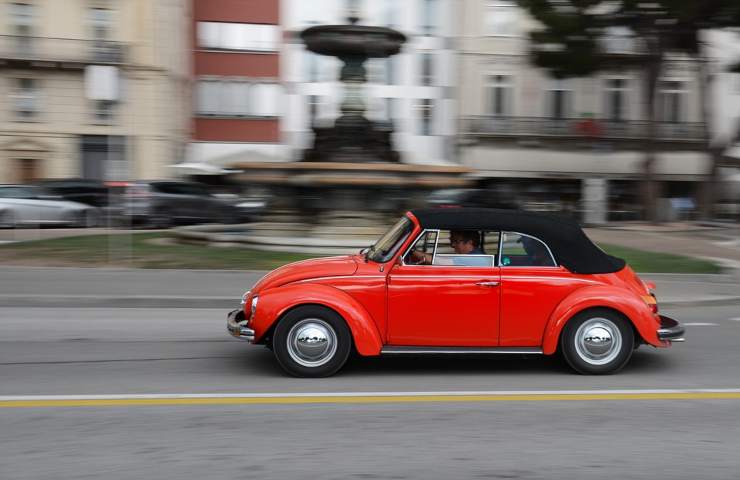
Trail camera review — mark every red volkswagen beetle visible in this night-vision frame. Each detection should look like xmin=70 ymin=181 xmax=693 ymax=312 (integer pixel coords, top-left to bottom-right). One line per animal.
xmin=227 ymin=208 xmax=684 ymax=377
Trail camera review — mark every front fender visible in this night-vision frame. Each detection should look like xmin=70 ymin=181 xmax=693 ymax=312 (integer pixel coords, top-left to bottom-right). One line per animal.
xmin=252 ymin=283 xmax=383 ymax=356
xmin=541 ymin=285 xmax=662 ymax=355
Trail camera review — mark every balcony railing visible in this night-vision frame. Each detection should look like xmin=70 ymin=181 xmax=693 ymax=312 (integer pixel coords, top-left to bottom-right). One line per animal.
xmin=0 ymin=35 xmax=126 ymax=67
xmin=461 ymin=116 xmax=708 ymax=144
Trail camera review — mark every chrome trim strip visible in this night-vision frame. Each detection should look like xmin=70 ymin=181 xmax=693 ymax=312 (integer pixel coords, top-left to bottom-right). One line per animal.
xmin=381 ymin=346 xmax=543 ymax=355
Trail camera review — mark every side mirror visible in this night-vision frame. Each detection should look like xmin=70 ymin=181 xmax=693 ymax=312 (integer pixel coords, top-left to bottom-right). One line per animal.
xmin=395 ymin=256 xmax=403 ymax=266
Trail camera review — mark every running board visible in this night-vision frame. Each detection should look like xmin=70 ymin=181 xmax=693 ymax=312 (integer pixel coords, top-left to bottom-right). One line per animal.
xmin=381 ymin=346 xmax=543 ymax=355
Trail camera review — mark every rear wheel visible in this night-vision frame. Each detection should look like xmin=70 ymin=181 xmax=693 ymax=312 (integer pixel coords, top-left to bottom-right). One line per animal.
xmin=272 ymin=305 xmax=352 ymax=378
xmin=561 ymin=309 xmax=634 ymax=375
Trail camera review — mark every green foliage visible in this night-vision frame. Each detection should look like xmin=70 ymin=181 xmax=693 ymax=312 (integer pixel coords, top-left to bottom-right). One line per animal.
xmin=517 ymin=0 xmax=740 ymax=79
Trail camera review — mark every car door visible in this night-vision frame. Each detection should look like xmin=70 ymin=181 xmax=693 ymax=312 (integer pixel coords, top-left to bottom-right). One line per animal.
xmin=497 ymin=231 xmax=590 ymax=347
xmin=387 ymin=229 xmax=501 ymax=347
xmin=0 ymin=186 xmax=44 ymax=224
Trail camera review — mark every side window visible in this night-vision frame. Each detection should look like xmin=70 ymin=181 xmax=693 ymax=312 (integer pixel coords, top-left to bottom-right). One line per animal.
xmin=500 ymin=232 xmax=556 ymax=267
xmin=404 ymin=230 xmax=439 ymax=264
xmin=405 ymin=229 xmax=497 ymax=267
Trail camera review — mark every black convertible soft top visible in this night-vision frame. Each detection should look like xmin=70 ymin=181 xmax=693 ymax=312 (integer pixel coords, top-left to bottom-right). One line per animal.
xmin=409 ymin=208 xmax=626 ymax=275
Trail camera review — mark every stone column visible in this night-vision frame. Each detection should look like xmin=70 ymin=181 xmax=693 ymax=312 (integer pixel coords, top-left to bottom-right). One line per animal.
xmin=582 ymin=178 xmax=608 ymax=225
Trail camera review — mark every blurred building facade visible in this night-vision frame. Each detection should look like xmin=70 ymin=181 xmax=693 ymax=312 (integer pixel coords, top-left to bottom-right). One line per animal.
xmin=281 ymin=0 xmax=458 ymax=165
xmin=188 ymin=0 xmax=283 ymax=172
xmin=457 ymin=0 xmax=710 ymax=223
xmin=0 ymin=0 xmax=191 ymax=184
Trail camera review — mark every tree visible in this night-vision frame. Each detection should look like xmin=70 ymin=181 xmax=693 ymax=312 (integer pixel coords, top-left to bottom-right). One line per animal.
xmin=517 ymin=0 xmax=740 ymax=221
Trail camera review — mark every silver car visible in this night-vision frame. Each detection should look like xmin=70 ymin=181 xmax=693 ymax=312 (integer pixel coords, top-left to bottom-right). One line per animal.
xmin=0 ymin=185 xmax=100 ymax=228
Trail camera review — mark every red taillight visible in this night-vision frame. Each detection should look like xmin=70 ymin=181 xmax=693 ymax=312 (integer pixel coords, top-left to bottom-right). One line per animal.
xmin=642 ymin=294 xmax=658 ymax=314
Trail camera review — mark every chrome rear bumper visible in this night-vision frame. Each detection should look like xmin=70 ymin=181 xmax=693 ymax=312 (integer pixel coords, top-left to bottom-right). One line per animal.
xmin=226 ymin=309 xmax=254 ymax=342
xmin=657 ymin=315 xmax=685 ymax=343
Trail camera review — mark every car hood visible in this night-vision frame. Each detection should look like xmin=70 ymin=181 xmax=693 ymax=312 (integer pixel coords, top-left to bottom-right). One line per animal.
xmin=252 ymin=255 xmax=359 ymax=292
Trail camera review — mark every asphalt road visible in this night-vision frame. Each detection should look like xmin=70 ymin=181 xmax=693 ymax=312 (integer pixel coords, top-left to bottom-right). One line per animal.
xmin=2 ymin=304 xmax=740 ymax=479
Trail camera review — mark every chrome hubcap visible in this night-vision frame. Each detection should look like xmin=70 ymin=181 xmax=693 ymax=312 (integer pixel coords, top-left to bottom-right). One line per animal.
xmin=286 ymin=318 xmax=337 ymax=368
xmin=574 ymin=318 xmax=622 ymax=365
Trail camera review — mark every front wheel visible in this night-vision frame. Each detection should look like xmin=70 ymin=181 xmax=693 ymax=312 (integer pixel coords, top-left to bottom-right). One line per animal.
xmin=561 ymin=309 xmax=634 ymax=375
xmin=272 ymin=305 xmax=352 ymax=377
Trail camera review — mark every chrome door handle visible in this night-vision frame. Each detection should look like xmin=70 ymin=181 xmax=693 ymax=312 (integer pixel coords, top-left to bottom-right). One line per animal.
xmin=475 ymin=281 xmax=500 ymax=287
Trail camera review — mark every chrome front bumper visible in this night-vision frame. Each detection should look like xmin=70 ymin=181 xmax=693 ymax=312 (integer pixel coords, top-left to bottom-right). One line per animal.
xmin=227 ymin=309 xmax=255 ymax=342
xmin=657 ymin=315 xmax=685 ymax=343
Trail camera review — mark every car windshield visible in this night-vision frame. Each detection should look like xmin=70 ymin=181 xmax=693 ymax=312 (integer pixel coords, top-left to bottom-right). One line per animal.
xmin=367 ymin=216 xmax=413 ymax=263
xmin=0 ymin=186 xmax=41 ymax=199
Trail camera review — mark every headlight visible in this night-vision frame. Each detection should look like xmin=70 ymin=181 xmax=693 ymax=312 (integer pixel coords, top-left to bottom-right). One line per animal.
xmin=250 ymin=295 xmax=259 ymax=318
xmin=240 ymin=290 xmax=250 ymax=306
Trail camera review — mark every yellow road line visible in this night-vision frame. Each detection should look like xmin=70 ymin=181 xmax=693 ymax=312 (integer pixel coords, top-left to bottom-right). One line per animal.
xmin=3 ymin=392 xmax=740 ymax=408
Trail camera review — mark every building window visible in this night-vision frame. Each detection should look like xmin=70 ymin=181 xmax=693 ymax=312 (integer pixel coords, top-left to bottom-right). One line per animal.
xmin=386 ymin=97 xmax=395 ymax=121
xmin=657 ymin=80 xmax=687 ymax=123
xmin=12 ymin=78 xmax=39 ymax=119
xmin=416 ymin=99 xmax=434 ymax=135
xmin=11 ymin=2 xmax=34 ymax=33
xmin=421 ymin=53 xmax=433 ymax=86
xmin=196 ymin=79 xmax=280 ymax=118
xmin=94 ymin=100 xmax=115 ymax=123
xmin=197 ymin=22 xmax=279 ymax=52
xmin=604 ymin=78 xmax=629 ymax=121
xmin=383 ymin=0 xmax=397 ymax=27
xmin=386 ymin=57 xmax=397 ymax=85
xmin=546 ymin=80 xmax=572 ymax=119
xmin=601 ymin=27 xmax=634 ymax=54
xmin=420 ymin=0 xmax=437 ymax=35
xmin=11 ymin=3 xmax=35 ymax=54
xmin=484 ymin=2 xmax=518 ymax=36
xmin=89 ymin=7 xmax=112 ymax=41
xmin=486 ymin=75 xmax=513 ymax=116
xmin=308 ymin=95 xmax=322 ymax=125
xmin=305 ymin=52 xmax=320 ymax=83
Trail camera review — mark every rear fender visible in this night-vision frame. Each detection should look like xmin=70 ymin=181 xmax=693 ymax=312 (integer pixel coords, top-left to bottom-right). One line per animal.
xmin=541 ymin=285 xmax=662 ymax=355
xmin=252 ymin=283 xmax=383 ymax=356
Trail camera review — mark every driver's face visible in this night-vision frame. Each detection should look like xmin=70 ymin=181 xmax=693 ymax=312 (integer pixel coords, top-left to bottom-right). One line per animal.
xmin=450 ymin=236 xmax=473 ymax=254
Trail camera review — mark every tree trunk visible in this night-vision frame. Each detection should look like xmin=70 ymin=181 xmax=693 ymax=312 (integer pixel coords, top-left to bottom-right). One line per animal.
xmin=696 ymin=56 xmax=720 ymax=221
xmin=641 ymin=59 xmax=662 ymax=223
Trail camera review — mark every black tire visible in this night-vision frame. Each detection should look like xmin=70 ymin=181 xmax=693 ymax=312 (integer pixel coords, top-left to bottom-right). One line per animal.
xmin=272 ymin=305 xmax=352 ymax=378
xmin=561 ymin=308 xmax=634 ymax=375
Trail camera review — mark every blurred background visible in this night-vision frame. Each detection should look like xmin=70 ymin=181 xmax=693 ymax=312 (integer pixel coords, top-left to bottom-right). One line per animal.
xmin=0 ymin=0 xmax=739 ymax=252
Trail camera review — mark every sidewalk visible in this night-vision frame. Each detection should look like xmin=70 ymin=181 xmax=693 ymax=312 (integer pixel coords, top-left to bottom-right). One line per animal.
xmin=585 ymin=223 xmax=740 ymax=274
xmin=1 ymin=267 xmax=738 ymax=309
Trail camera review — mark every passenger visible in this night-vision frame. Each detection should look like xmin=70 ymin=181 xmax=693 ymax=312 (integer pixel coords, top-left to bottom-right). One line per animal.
xmin=520 ymin=236 xmax=553 ymax=266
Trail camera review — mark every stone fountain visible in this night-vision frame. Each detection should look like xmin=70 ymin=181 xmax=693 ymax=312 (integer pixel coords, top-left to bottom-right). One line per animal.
xmin=175 ymin=13 xmax=471 ymax=253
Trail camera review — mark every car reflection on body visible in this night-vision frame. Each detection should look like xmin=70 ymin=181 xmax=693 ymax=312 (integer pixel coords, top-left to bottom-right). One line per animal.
xmin=227 ymin=208 xmax=684 ymax=377
xmin=0 ymin=184 xmax=100 ymax=228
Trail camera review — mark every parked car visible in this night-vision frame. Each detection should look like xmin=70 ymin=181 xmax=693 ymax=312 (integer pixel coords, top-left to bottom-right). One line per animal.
xmin=0 ymin=185 xmax=100 ymax=228
xmin=426 ymin=188 xmax=519 ymax=210
xmin=227 ymin=208 xmax=685 ymax=377
xmin=35 ymin=179 xmax=110 ymax=207
xmin=122 ymin=181 xmax=238 ymax=227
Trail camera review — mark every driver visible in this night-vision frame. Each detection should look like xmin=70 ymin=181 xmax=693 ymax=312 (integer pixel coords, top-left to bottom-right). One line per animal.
xmin=410 ymin=230 xmax=485 ymax=265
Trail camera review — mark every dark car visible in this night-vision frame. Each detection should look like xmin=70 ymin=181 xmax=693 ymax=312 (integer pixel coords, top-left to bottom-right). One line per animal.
xmin=122 ymin=181 xmax=238 ymax=227
xmin=426 ymin=188 xmax=519 ymax=210
xmin=35 ymin=179 xmax=110 ymax=207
